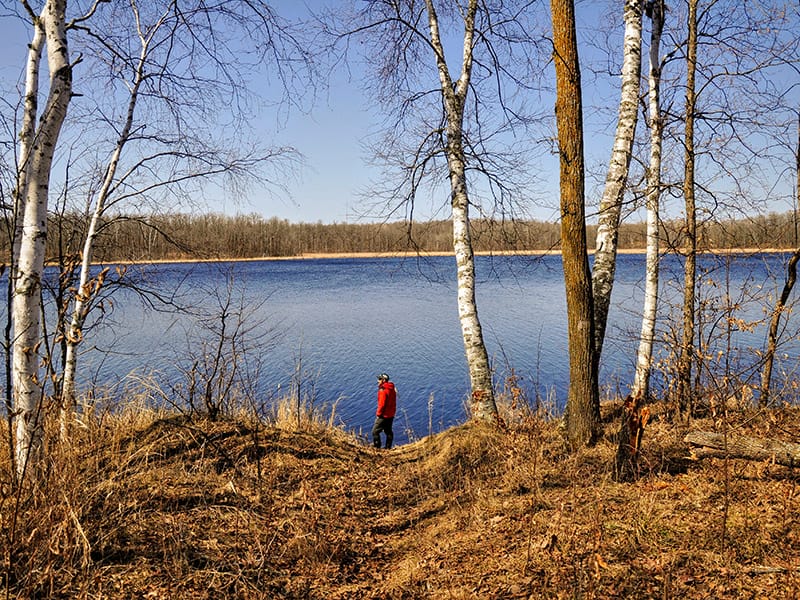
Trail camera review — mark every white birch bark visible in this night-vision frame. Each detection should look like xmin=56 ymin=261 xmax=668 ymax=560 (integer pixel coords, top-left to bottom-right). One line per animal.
xmin=631 ymin=0 xmax=665 ymax=400
xmin=424 ymin=0 xmax=496 ymax=421
xmin=591 ymin=0 xmax=644 ymax=359
xmin=13 ymin=14 xmax=45 ymax=267
xmin=13 ymin=0 xmax=72 ymax=477
xmin=61 ymin=12 xmax=153 ymax=414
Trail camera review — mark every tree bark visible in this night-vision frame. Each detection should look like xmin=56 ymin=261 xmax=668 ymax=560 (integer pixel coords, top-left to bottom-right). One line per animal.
xmin=9 ymin=5 xmax=45 ymax=483
xmin=631 ymin=0 xmax=665 ymax=401
xmin=676 ymin=0 xmax=698 ymax=418
xmin=592 ymin=0 xmax=644 ymax=362
xmin=13 ymin=0 xmax=72 ymax=478
xmin=759 ymin=249 xmax=800 ymax=406
xmin=685 ymin=431 xmax=800 ymax=467
xmin=613 ymin=393 xmax=650 ymax=481
xmin=425 ymin=0 xmax=497 ymax=421
xmin=550 ymin=0 xmax=599 ymax=448
xmin=761 ymin=117 xmax=800 ymax=406
xmin=615 ymin=0 xmax=666 ymax=481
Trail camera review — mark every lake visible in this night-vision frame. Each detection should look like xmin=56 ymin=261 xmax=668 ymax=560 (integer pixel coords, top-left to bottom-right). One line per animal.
xmin=30 ymin=252 xmax=800 ymax=444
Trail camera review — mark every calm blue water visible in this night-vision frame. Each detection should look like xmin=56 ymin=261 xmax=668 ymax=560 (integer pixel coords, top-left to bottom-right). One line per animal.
xmin=20 ymin=252 xmax=800 ymax=443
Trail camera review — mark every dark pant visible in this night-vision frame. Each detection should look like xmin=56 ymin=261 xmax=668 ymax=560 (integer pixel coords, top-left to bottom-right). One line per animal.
xmin=372 ymin=416 xmax=394 ymax=449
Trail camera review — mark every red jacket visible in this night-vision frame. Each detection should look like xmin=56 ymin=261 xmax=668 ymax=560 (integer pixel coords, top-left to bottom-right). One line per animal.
xmin=376 ymin=381 xmax=397 ymax=418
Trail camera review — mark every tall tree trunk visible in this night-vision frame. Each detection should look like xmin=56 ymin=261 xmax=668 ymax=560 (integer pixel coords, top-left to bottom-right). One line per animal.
xmin=631 ymin=0 xmax=665 ymax=402
xmin=616 ymin=0 xmax=665 ymax=482
xmin=592 ymin=0 xmax=644 ymax=363
xmin=550 ymin=0 xmax=599 ymax=448
xmin=676 ymin=0 xmax=698 ymax=418
xmin=13 ymin=0 xmax=72 ymax=478
xmin=761 ymin=116 xmax=800 ymax=405
xmin=452 ymin=173 xmax=496 ymax=421
xmin=61 ymin=23 xmax=149 ymax=423
xmin=7 ymin=2 xmax=46 ymax=482
xmin=425 ymin=0 xmax=496 ymax=421
xmin=760 ymin=248 xmax=800 ymax=406
xmin=760 ymin=250 xmax=800 ymax=405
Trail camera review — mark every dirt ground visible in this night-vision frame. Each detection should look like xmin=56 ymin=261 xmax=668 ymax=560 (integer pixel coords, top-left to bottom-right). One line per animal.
xmin=2 ymin=402 xmax=799 ymax=599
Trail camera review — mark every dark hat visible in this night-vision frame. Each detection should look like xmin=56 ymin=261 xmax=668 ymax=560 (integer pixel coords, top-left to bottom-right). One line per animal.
xmin=377 ymin=373 xmax=390 ymax=381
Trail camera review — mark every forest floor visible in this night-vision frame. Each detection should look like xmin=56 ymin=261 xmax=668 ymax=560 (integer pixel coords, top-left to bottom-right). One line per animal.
xmin=2 ymin=400 xmax=799 ymax=599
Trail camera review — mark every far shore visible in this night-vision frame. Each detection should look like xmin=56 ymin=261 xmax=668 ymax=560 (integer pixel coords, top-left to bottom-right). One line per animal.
xmin=99 ymin=246 xmax=794 ymax=267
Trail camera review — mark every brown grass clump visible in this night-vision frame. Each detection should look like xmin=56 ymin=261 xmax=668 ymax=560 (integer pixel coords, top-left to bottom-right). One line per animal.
xmin=2 ymin=401 xmax=799 ymax=599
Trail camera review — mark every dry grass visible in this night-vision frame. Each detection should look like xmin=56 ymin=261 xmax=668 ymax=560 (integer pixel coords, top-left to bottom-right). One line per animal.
xmin=2 ymin=400 xmax=799 ymax=599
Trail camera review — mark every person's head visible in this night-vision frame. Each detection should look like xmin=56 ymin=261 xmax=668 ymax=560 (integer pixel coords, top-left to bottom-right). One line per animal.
xmin=377 ymin=373 xmax=390 ymax=384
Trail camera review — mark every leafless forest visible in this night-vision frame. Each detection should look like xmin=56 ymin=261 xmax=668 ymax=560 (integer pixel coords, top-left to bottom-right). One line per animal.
xmin=19 ymin=209 xmax=800 ymax=262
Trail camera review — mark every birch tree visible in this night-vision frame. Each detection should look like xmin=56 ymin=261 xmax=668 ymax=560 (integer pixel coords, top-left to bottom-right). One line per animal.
xmin=550 ymin=0 xmax=599 ymax=447
xmin=630 ymin=0 xmax=666 ymax=404
xmin=11 ymin=0 xmax=74 ymax=477
xmin=330 ymin=1 xmax=542 ymax=422
xmin=4 ymin=0 xmax=309 ymax=474
xmin=615 ymin=0 xmax=665 ymax=481
xmin=58 ymin=2 xmax=154 ymax=413
xmin=57 ymin=0 xmax=303 ymax=419
xmin=423 ymin=0 xmax=496 ymax=421
xmin=591 ymin=0 xmax=644 ymax=364
xmin=548 ymin=0 xmax=644 ymax=448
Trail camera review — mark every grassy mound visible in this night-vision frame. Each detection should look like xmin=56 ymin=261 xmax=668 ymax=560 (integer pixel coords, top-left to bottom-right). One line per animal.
xmin=2 ymin=403 xmax=799 ymax=598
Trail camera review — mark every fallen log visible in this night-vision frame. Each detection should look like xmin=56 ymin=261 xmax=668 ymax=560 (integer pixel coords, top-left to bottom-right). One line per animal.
xmin=684 ymin=431 xmax=800 ymax=467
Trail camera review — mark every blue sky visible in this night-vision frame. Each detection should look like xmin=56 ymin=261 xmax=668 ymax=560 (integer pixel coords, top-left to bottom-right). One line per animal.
xmin=254 ymin=0 xmax=567 ymax=225
xmin=257 ymin=0 xmax=800 ymax=226
xmin=256 ymin=1 xmax=577 ymax=225
xmin=0 ymin=1 xmax=623 ymax=225
xmin=0 ymin=2 xmax=376 ymax=223
xmin=265 ymin=70 xmax=381 ymax=224
xmin=2 ymin=2 xmax=796 ymax=225
xmin=236 ymin=0 xmax=688 ymax=225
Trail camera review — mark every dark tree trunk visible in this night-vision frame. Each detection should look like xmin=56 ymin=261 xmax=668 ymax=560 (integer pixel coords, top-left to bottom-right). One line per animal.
xmin=676 ymin=0 xmax=698 ymax=420
xmin=550 ymin=0 xmax=599 ymax=448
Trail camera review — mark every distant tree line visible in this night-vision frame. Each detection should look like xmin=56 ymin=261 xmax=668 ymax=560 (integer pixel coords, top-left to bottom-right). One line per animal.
xmin=0 ymin=210 xmax=793 ymax=264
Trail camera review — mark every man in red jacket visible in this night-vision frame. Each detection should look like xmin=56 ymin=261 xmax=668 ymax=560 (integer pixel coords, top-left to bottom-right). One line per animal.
xmin=372 ymin=373 xmax=397 ymax=449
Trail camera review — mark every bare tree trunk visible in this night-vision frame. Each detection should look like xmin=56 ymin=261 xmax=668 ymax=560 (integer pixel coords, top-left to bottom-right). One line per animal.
xmin=592 ymin=0 xmax=644 ymax=362
xmin=676 ymin=0 xmax=698 ymax=419
xmin=452 ymin=176 xmax=496 ymax=421
xmin=425 ymin=0 xmax=496 ymax=422
xmin=550 ymin=0 xmax=599 ymax=448
xmin=9 ymin=7 xmax=45 ymax=483
xmin=13 ymin=0 xmax=72 ymax=478
xmin=631 ymin=0 xmax=665 ymax=402
xmin=761 ymin=117 xmax=800 ymax=405
xmin=61 ymin=16 xmax=151 ymax=423
xmin=616 ymin=0 xmax=665 ymax=481
xmin=760 ymin=250 xmax=800 ymax=405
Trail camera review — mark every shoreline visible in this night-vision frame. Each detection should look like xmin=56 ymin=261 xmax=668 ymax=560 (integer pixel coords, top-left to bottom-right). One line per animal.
xmin=98 ymin=247 xmax=794 ymax=267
